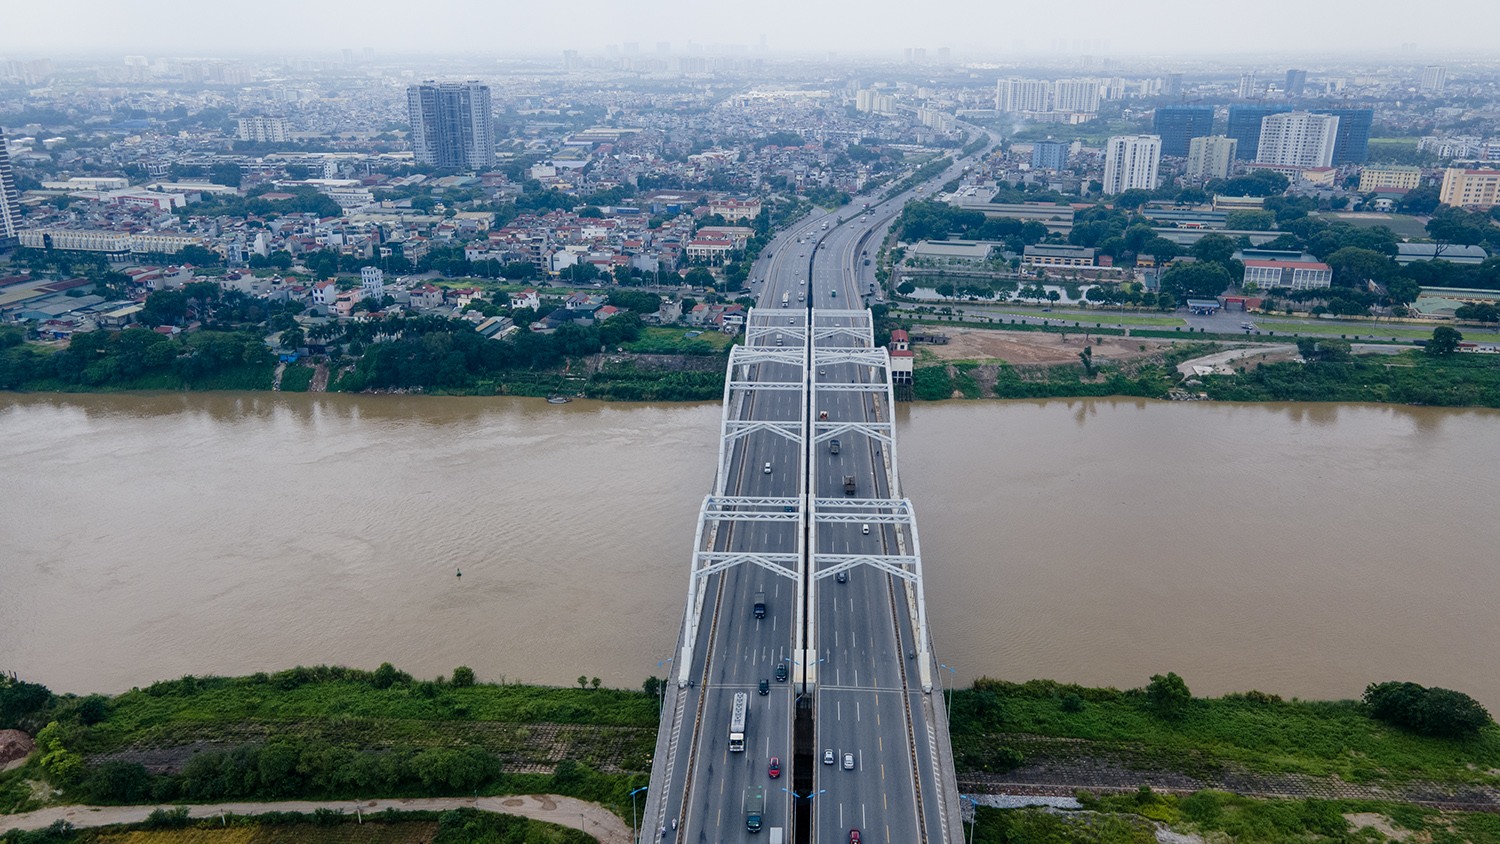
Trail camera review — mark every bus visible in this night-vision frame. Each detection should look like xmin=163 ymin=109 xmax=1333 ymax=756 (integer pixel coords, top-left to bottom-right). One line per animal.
xmin=781 ymin=291 xmax=790 ymax=307
xmin=729 ymin=692 xmax=748 ymax=752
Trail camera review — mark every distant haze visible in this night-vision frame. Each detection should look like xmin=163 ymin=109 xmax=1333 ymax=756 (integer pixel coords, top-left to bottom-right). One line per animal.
xmin=6 ymin=0 xmax=1497 ymax=58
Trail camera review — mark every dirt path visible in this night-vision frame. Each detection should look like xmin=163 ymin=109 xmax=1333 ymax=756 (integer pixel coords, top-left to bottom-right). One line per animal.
xmin=0 ymin=794 xmax=631 ymax=842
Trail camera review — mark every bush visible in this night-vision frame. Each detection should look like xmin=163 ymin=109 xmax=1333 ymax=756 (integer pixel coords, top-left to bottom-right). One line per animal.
xmin=0 ymin=677 xmax=54 ymax=730
xmin=143 ymin=806 xmax=192 ymax=829
xmin=452 ymin=666 xmax=476 ymax=688
xmin=1365 ymin=681 xmax=1492 ymax=739
xmin=1145 ymin=672 xmax=1192 ymax=720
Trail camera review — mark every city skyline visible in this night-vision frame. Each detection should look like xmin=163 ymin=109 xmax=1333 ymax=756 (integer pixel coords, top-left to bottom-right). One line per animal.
xmin=5 ymin=0 xmax=1499 ymax=57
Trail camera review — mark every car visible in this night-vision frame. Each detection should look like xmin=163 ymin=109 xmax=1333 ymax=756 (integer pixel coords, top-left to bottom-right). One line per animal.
xmin=849 ymin=830 xmax=860 ymax=844
xmin=836 ymin=571 xmax=848 ymax=583
xmin=818 ymin=368 xmax=826 ymax=376
xmin=758 ymin=678 xmax=769 ymax=695
xmin=843 ymin=752 xmax=855 ymax=770
xmin=861 ymin=524 xmax=870 ymax=535
xmin=788 ymin=317 xmax=795 ymax=324
xmin=763 ymin=462 xmax=772 ymax=474
xmin=768 ymin=757 xmax=781 ymax=778
xmin=823 ymin=749 xmax=835 ymax=765
xmin=775 ymin=663 xmax=788 ymax=682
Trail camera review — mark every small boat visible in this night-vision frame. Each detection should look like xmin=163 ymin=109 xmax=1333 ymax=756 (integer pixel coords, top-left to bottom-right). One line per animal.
xmin=546 ymin=395 xmax=571 ymax=404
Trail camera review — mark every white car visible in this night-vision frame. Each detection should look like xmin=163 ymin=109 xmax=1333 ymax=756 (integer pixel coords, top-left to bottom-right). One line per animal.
xmin=764 ymin=462 xmax=772 ymax=474
xmin=823 ymin=749 xmax=835 ymax=765
xmin=843 ymin=752 xmax=855 ymax=770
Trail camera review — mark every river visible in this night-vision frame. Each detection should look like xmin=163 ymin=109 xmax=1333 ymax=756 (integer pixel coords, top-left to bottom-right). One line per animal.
xmin=2 ymin=393 xmax=1497 ymax=710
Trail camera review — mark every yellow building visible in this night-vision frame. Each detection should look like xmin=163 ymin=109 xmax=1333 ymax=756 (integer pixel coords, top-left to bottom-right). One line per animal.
xmin=1359 ymin=165 xmax=1422 ymax=192
xmin=1439 ymin=168 xmax=1500 ymax=210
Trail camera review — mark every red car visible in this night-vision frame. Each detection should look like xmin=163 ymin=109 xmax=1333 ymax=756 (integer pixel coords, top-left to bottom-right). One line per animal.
xmin=768 ymin=756 xmax=781 ymax=779
xmin=849 ymin=830 xmax=860 ymax=844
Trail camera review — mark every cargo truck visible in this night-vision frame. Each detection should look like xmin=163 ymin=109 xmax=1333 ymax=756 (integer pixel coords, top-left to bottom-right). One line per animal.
xmin=745 ymin=786 xmax=765 ymax=832
xmin=768 ymin=828 xmax=784 ymax=844
xmin=843 ymin=475 xmax=856 ymax=495
xmin=753 ymin=591 xmax=766 ymax=618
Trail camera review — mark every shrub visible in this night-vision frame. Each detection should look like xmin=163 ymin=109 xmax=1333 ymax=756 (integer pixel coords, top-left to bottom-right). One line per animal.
xmin=143 ymin=807 xmax=192 ymax=829
xmin=1060 ymin=693 xmax=1085 ymax=713
xmin=1145 ymin=672 xmax=1192 ymax=720
xmin=452 ymin=666 xmax=476 ymax=688
xmin=1364 ymin=681 xmax=1492 ymax=739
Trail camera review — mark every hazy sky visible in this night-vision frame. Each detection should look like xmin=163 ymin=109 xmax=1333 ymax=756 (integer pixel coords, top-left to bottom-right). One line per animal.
xmin=7 ymin=0 xmax=1497 ymax=58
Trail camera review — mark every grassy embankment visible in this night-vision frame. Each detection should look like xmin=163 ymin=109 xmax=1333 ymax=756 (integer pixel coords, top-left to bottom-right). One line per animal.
xmin=2 ymin=808 xmax=587 ymax=844
xmin=973 ymin=792 xmax=1500 ymax=844
xmin=0 ymin=666 xmax=658 ymax=819
xmin=951 ymin=678 xmax=1500 ymax=785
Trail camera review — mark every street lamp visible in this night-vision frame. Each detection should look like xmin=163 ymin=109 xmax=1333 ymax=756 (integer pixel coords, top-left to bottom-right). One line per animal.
xmin=629 ymin=785 xmax=649 ymax=844
xmin=939 ymin=663 xmax=958 ymax=725
xmin=782 ymin=788 xmax=827 ymax=801
xmin=960 ymin=795 xmax=979 ymax=844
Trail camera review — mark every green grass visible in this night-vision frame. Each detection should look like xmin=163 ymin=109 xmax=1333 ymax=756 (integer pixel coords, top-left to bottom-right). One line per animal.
xmin=1251 ymin=319 xmax=1500 ymax=342
xmin=621 ymin=327 xmax=736 ymax=355
xmin=977 ymin=791 xmax=1500 ymax=844
xmin=951 ymin=678 xmax=1500 ymax=785
xmin=278 ymin=365 xmax=314 ymax=392
xmin=1322 ymin=212 xmax=1430 ymax=239
xmin=1207 ymin=349 xmax=1500 ymax=406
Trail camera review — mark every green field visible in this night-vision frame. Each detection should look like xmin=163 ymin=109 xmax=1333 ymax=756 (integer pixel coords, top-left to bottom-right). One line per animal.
xmin=1323 ymin=212 xmax=1430 ymax=239
xmin=1252 ymin=319 xmax=1500 ymax=343
xmin=621 ymin=327 xmax=735 ymax=354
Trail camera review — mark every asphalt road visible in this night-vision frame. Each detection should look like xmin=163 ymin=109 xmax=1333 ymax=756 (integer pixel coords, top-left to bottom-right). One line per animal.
xmin=657 ymin=138 xmax=987 ymax=844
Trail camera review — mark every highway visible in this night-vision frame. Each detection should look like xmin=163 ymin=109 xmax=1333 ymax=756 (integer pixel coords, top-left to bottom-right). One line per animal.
xmin=644 ymin=136 xmax=988 ymax=844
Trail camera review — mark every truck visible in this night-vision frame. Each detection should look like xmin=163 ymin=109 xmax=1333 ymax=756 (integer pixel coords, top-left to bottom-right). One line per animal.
xmin=829 ymin=439 xmax=841 ymax=455
xmin=729 ymin=692 xmax=748 ymax=752
xmin=843 ymin=475 xmax=856 ymax=495
xmin=781 ymin=291 xmax=789 ymax=307
xmin=768 ymin=828 xmax=784 ymax=844
xmin=753 ymin=591 xmax=766 ymax=618
xmin=745 ymin=786 xmax=765 ymax=832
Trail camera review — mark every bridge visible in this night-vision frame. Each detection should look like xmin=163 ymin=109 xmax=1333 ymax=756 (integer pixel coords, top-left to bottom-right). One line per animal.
xmin=642 ymin=150 xmax=981 ymax=844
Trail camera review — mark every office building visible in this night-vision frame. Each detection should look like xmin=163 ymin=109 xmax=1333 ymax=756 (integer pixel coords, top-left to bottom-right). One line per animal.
xmin=237 ymin=115 xmax=291 ymax=143
xmin=1358 ymin=165 xmax=1422 ymax=192
xmin=1053 ymin=79 xmax=1100 ymax=114
xmin=406 ymin=81 xmax=495 ymax=170
xmin=1186 ymin=135 xmax=1238 ymax=180
xmin=996 ymin=78 xmax=1051 ymax=113
xmin=1256 ymin=111 xmax=1340 ymax=168
xmin=1102 ymin=135 xmax=1162 ymax=195
xmin=1031 ymin=140 xmax=1069 ymax=170
xmin=0 ymin=127 xmax=21 ymax=248
xmin=1327 ymin=108 xmax=1373 ymax=164
xmin=1439 ymin=168 xmax=1500 ymax=210
xmin=1238 ymin=73 xmax=1257 ymax=98
xmin=1242 ymin=259 xmax=1333 ymax=290
xmin=1164 ymin=73 xmax=1183 ymax=98
xmin=1228 ymin=105 xmax=1370 ymax=164
xmin=1421 ymin=65 xmax=1446 ymax=93
xmin=1153 ymin=106 xmax=1215 ymax=157
xmin=1284 ymin=69 xmax=1307 ymax=97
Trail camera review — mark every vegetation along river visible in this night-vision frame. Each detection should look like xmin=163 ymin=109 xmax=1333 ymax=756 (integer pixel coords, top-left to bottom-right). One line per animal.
xmin=2 ymin=393 xmax=1497 ymax=710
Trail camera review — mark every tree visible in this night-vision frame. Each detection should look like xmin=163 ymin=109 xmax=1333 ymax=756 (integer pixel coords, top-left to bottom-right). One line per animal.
xmin=1113 ymin=189 xmax=1154 ymax=211
xmin=590 ymin=677 xmax=601 ymax=690
xmin=451 ymin=666 xmax=476 ymax=688
xmin=372 ymin=662 xmax=401 ymax=690
xmin=1427 ymin=325 xmax=1463 ymax=355
xmin=1188 ymin=233 xmax=1237 ymax=269
xmin=1159 ymin=262 xmax=1231 ymax=301
xmin=1455 ymin=302 xmax=1500 ymax=323
xmin=1145 ymin=672 xmax=1192 ymax=719
xmin=1397 ymin=186 xmax=1441 ymax=215
xmin=1225 ymin=209 xmax=1276 ymax=231
xmin=1325 ymin=247 xmax=1396 ymax=288
xmin=683 ymin=267 xmax=715 ymax=288
xmin=1427 ymin=208 xmax=1491 ymax=258
xmin=577 ymin=675 xmax=589 ymax=689
xmin=1364 ymin=681 xmax=1492 ymax=739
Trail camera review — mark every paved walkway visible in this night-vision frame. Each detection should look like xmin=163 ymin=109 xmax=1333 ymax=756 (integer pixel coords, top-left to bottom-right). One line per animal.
xmin=0 ymin=793 xmax=632 ymax=842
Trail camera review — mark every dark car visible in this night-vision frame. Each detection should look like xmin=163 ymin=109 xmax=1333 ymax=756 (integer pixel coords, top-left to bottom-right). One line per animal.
xmin=775 ymin=663 xmax=788 ymax=682
xmin=768 ymin=756 xmax=781 ymax=778
xmin=758 ymin=679 xmax=769 ymax=695
xmin=849 ymin=830 xmax=860 ymax=843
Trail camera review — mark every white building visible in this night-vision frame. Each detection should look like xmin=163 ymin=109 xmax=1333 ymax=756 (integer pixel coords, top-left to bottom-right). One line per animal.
xmin=1102 ymin=135 xmax=1162 ymax=195
xmin=238 ymin=116 xmax=292 ymax=143
xmin=0 ymin=127 xmax=21 ymax=247
xmin=996 ymin=78 xmax=1051 ymax=113
xmin=360 ymin=266 xmax=384 ymax=301
xmin=1186 ymin=136 xmax=1238 ymax=181
xmin=1420 ymin=65 xmax=1446 ymax=94
xmin=1256 ymin=111 xmax=1340 ymax=168
xmin=1053 ymin=79 xmax=1100 ymax=114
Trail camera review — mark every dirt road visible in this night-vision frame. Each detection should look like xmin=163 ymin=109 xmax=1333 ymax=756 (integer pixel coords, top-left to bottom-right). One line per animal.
xmin=1 ymin=793 xmax=631 ymax=842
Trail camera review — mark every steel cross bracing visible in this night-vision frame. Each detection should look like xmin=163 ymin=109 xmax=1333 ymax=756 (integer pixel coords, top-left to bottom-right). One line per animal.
xmin=679 ymin=309 xmax=808 ymax=686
